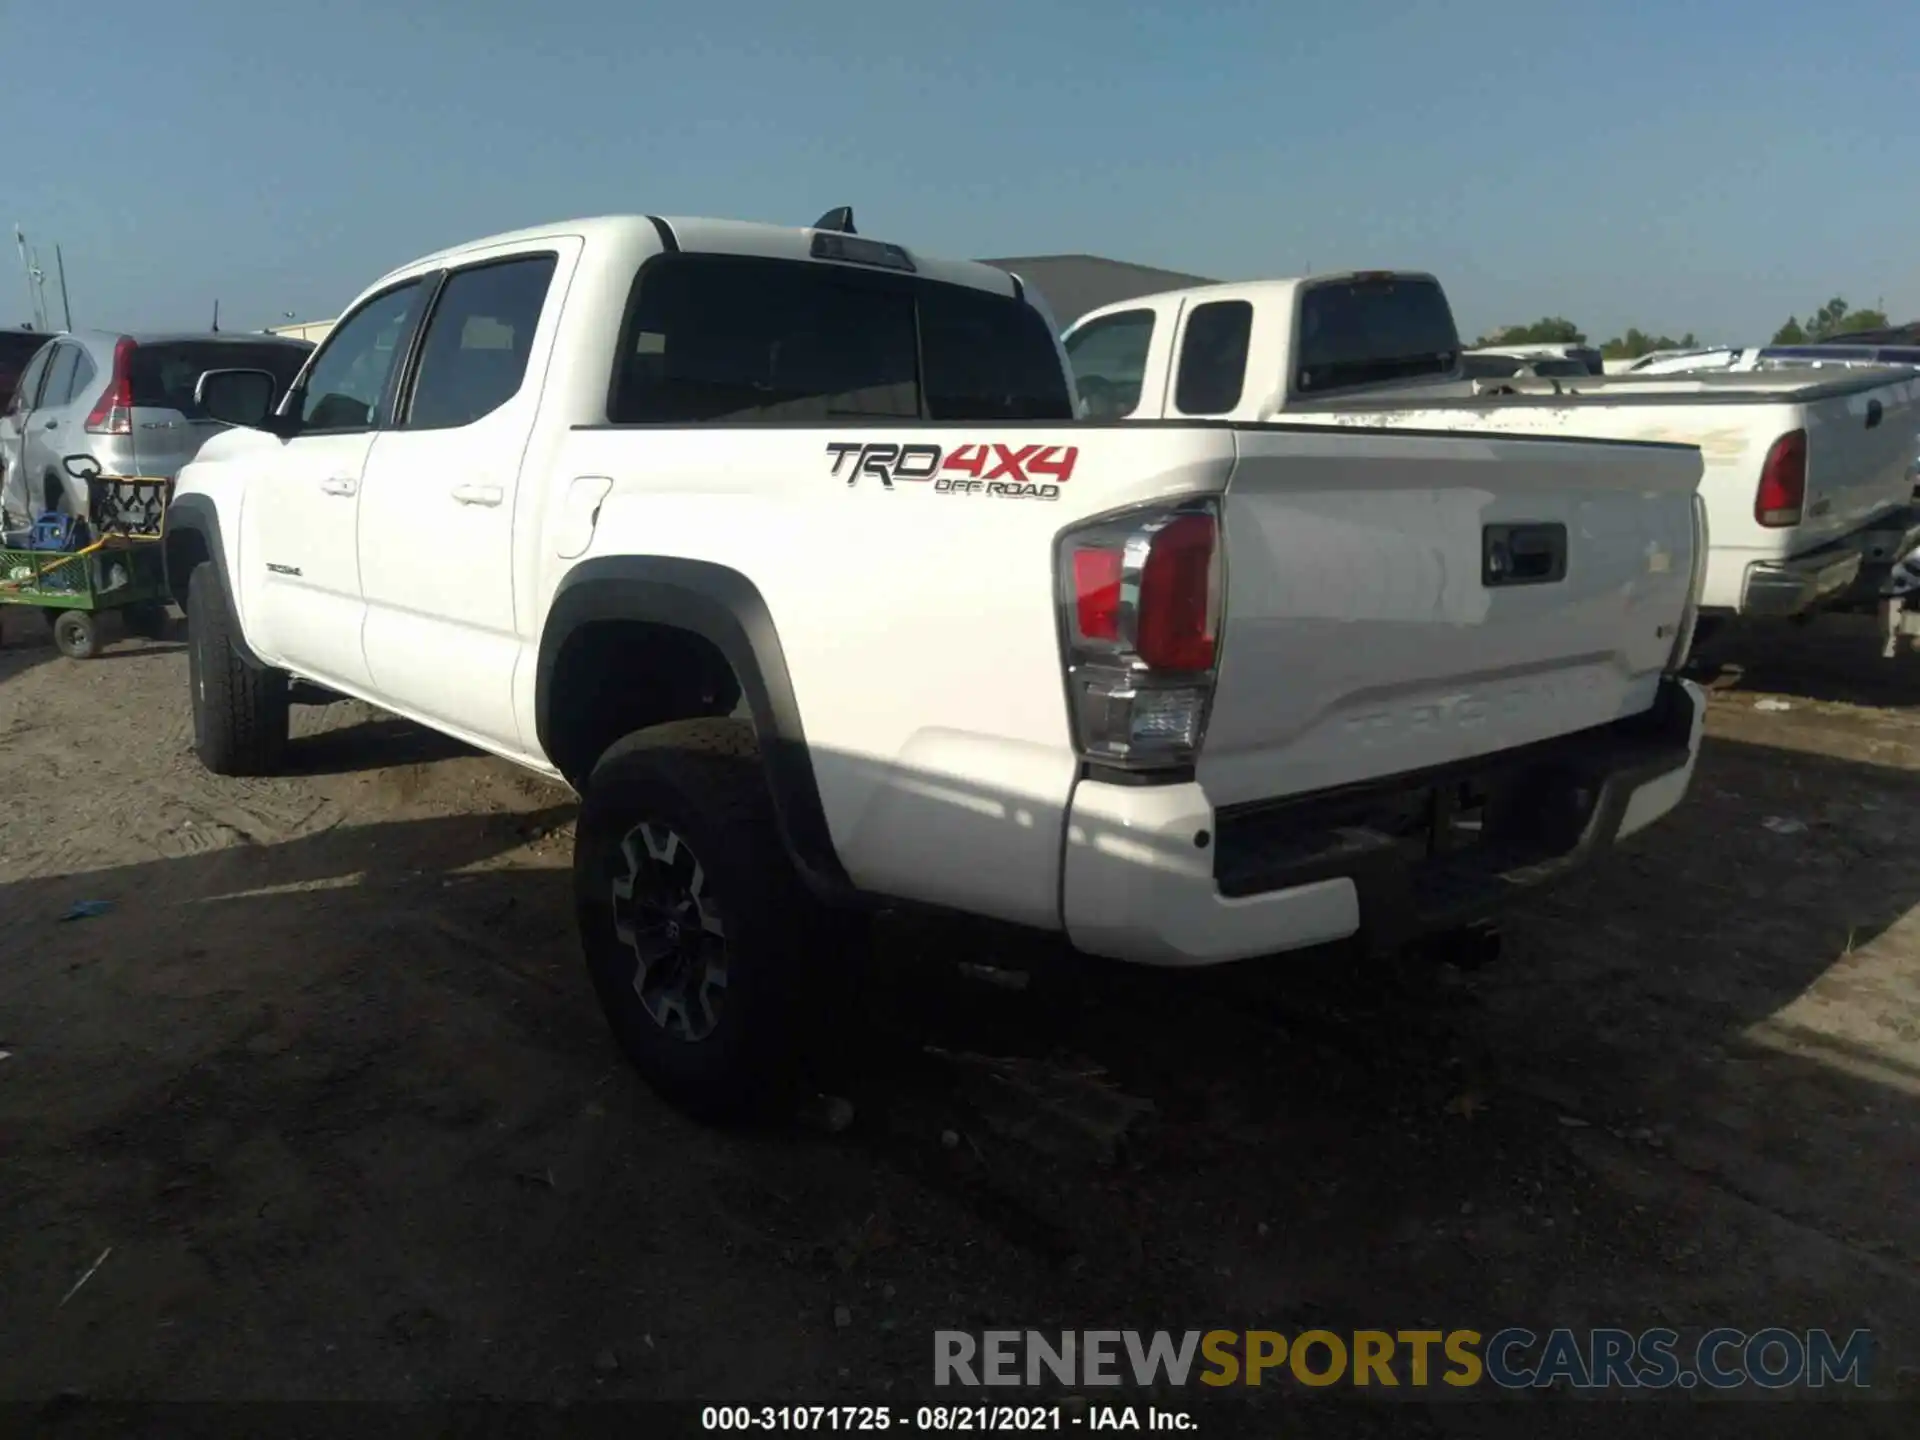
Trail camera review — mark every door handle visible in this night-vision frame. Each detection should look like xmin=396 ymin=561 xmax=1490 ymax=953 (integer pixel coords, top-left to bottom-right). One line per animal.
xmin=319 ymin=476 xmax=359 ymax=497
xmin=451 ymin=483 xmax=503 ymax=507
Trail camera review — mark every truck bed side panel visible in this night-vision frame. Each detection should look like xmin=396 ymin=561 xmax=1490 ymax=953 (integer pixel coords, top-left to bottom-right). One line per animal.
xmin=540 ymin=423 xmax=1239 ymax=928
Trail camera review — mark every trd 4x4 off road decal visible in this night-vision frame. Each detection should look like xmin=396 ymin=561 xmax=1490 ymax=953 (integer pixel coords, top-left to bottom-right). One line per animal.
xmin=826 ymin=441 xmax=1078 ymax=500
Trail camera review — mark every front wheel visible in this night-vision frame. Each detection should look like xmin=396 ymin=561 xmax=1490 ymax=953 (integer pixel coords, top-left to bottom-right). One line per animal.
xmin=573 ymin=718 xmax=851 ymax=1124
xmin=186 ymin=562 xmax=289 ymax=775
xmin=52 ymin=610 xmax=99 ymax=660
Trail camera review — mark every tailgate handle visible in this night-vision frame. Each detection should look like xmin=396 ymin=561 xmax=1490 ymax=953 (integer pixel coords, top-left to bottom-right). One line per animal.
xmin=1866 ymin=399 xmax=1883 ymax=429
xmin=1483 ymin=522 xmax=1567 ymax=587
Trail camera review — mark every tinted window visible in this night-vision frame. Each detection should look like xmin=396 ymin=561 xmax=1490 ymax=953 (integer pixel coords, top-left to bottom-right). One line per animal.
xmin=41 ymin=344 xmax=81 ymax=409
xmin=130 ymin=341 xmax=309 ymax=419
xmin=405 ymin=254 xmax=557 ymax=429
xmin=608 ymin=255 xmax=1070 ymax=425
xmin=1295 ymin=276 xmax=1461 ymax=395
xmin=1174 ymin=301 xmax=1253 ymax=415
xmin=1064 ymin=309 xmax=1155 ymax=419
xmin=918 ymin=283 xmax=1073 ymax=421
xmin=297 ymin=283 xmax=424 ymax=431
xmin=66 ymin=348 xmax=97 ymax=404
xmin=1461 ymin=353 xmax=1525 ymax=379
xmin=1530 ymin=358 xmax=1589 ymax=377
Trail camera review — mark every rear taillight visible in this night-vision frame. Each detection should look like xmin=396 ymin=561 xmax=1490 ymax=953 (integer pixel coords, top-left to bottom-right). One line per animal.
xmin=1754 ymin=429 xmax=1806 ymax=527
xmin=1668 ymin=492 xmax=1709 ymax=674
xmin=1072 ymin=547 xmax=1124 ymax=641
xmin=1136 ymin=512 xmax=1220 ymax=670
xmin=84 ymin=337 xmax=136 ymax=436
xmin=1059 ymin=501 xmax=1223 ymax=769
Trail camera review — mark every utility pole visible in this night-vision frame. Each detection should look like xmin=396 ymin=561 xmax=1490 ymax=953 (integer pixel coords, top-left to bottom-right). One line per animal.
xmin=55 ymin=245 xmax=72 ymax=329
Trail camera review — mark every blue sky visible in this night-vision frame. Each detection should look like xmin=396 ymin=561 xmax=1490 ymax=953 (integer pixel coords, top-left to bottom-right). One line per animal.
xmin=8 ymin=0 xmax=1916 ymax=344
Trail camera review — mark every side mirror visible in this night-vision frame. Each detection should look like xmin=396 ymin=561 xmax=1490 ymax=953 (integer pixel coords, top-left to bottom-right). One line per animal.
xmin=62 ymin=453 xmax=102 ymax=480
xmin=195 ymin=368 xmax=279 ymax=429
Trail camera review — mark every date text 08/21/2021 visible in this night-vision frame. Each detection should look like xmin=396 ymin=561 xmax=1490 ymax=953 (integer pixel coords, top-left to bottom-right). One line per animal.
xmin=700 ymin=1404 xmax=1191 ymax=1431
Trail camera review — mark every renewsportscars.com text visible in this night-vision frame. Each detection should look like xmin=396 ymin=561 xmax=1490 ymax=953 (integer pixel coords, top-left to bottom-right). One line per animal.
xmin=934 ymin=1328 xmax=1874 ymax=1392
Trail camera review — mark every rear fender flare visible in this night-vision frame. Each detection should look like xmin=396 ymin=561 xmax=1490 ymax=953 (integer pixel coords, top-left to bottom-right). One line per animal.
xmin=535 ymin=556 xmax=853 ymax=900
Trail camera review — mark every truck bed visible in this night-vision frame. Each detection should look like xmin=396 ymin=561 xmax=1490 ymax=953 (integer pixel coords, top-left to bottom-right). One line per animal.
xmin=1291 ymin=368 xmax=1920 ymax=612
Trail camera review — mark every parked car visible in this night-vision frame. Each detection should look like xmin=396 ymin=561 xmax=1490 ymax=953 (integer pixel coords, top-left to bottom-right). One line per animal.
xmin=1064 ymin=271 xmax=1920 ymax=651
xmin=1461 ymin=350 xmax=1591 ymax=379
xmin=1752 ymin=343 xmax=1920 ymax=370
xmin=1622 ymin=346 xmax=1751 ymax=374
xmin=1463 ymin=341 xmax=1605 ymax=375
xmin=165 ymin=213 xmax=1704 ymax=1121
xmin=0 ymin=330 xmax=312 ymax=529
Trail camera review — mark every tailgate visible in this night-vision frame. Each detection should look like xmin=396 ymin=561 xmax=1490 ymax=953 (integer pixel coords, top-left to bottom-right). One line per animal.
xmin=1198 ymin=426 xmax=1701 ymax=807
xmin=1797 ymin=374 xmax=1920 ymax=551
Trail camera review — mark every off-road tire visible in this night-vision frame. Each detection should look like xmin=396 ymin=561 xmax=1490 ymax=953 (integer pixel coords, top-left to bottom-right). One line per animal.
xmin=574 ymin=717 xmax=848 ymax=1125
xmin=186 ymin=561 xmax=288 ymax=776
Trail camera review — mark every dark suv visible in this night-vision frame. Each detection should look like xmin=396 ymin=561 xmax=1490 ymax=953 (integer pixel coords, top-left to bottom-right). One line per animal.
xmin=0 ymin=328 xmax=48 ymax=407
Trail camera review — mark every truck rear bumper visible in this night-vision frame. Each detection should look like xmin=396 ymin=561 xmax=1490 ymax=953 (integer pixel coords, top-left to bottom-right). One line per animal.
xmin=1061 ymin=678 xmax=1704 ymax=967
xmin=1735 ymin=506 xmax=1920 ymax=617
xmin=1740 ymin=550 xmax=1863 ymax=617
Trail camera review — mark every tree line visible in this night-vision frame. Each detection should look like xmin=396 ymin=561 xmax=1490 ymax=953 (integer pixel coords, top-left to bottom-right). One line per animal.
xmin=1476 ymin=297 xmax=1892 ymax=359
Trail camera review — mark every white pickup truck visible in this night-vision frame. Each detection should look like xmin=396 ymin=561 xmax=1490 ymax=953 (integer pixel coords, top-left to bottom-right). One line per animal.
xmin=1064 ymin=272 xmax=1920 ymax=651
xmin=164 ymin=216 xmax=1706 ymax=1121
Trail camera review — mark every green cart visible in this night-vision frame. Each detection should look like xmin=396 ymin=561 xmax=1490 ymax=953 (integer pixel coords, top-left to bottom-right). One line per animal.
xmin=0 ymin=456 xmax=173 ymax=660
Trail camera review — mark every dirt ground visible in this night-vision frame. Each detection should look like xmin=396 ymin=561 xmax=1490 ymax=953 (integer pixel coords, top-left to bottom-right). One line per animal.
xmin=3 ymin=603 xmax=1919 ymax=1436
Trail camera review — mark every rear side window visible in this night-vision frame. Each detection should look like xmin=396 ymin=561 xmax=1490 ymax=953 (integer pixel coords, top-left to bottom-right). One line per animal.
xmin=405 ymin=254 xmax=557 ymax=429
xmin=1295 ymin=276 xmax=1461 ymax=395
xmin=40 ymin=344 xmax=82 ymax=408
xmin=1063 ymin=309 xmax=1155 ymax=419
xmin=608 ymin=254 xmax=1070 ymax=425
xmin=131 ymin=341 xmax=310 ymax=418
xmin=5 ymin=342 xmax=53 ymax=415
xmin=1174 ymin=301 xmax=1253 ymax=415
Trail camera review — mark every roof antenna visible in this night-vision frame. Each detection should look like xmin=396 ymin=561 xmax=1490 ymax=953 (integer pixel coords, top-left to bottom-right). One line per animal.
xmin=813 ymin=207 xmax=856 ymax=234
xmin=210 ymin=298 xmax=220 ymax=333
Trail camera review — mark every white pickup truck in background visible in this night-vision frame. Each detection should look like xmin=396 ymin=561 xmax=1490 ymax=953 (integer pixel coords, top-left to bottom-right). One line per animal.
xmin=165 ymin=216 xmax=1706 ymax=1122
xmin=1064 ymin=272 xmax=1920 ymax=653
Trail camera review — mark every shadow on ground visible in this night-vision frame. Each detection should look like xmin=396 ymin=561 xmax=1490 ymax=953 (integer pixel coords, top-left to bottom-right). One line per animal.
xmin=0 ymin=725 xmax=1916 ymax=1430
xmin=1693 ymin=612 xmax=1920 ymax=708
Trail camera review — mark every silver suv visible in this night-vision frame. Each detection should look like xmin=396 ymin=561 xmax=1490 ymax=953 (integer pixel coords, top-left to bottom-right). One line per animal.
xmin=0 ymin=330 xmax=312 ymax=527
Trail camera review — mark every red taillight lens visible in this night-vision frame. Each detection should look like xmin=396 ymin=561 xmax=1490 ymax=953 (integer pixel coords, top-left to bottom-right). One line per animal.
xmin=1072 ymin=545 xmax=1124 ymax=641
xmin=84 ymin=337 xmax=136 ymax=436
xmin=1056 ymin=501 xmax=1224 ymax=770
xmin=1754 ymin=429 xmax=1807 ymax=528
xmin=1136 ymin=512 xmax=1219 ymax=670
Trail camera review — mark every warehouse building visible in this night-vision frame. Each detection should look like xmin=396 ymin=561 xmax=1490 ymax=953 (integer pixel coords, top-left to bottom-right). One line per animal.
xmin=977 ymin=254 xmax=1216 ymax=329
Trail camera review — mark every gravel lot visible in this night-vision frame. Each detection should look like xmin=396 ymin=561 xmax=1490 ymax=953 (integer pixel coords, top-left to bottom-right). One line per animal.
xmin=3 ymin=606 xmax=1917 ymax=1435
